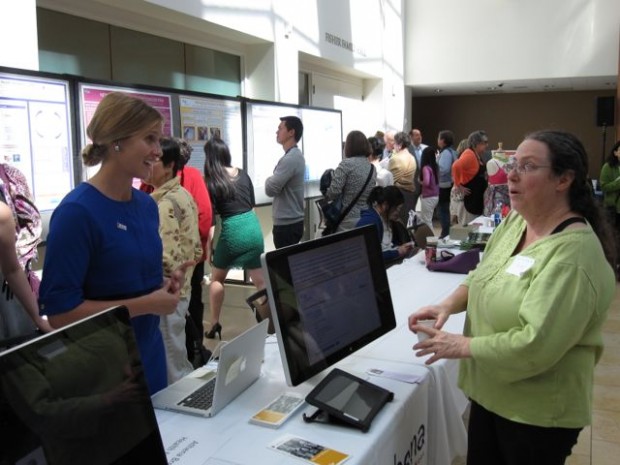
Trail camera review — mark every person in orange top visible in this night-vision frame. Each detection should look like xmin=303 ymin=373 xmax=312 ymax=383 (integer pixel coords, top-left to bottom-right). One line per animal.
xmin=452 ymin=130 xmax=489 ymax=224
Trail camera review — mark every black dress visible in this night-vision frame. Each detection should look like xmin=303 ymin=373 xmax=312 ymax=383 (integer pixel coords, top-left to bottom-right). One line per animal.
xmin=463 ymin=160 xmax=487 ymax=216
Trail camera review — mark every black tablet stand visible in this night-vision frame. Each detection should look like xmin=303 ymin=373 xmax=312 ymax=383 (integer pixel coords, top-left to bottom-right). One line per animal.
xmin=302 ymin=408 xmax=358 ymax=429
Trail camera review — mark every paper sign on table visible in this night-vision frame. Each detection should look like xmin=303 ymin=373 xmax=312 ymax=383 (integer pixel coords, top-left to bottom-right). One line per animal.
xmin=269 ymin=434 xmax=350 ymax=465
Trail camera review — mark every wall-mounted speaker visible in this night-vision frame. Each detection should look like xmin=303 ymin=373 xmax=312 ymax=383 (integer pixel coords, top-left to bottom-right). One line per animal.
xmin=596 ymin=96 xmax=615 ymax=127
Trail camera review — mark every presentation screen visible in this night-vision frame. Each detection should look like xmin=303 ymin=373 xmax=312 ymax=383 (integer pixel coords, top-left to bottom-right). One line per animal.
xmin=178 ymin=94 xmax=243 ymax=173
xmin=245 ymin=101 xmax=342 ymax=205
xmin=0 ymin=70 xmax=74 ymax=212
xmin=78 ymin=83 xmax=174 ymax=181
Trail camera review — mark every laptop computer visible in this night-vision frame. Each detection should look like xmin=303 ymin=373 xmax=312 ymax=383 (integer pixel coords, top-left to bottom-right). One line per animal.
xmin=0 ymin=306 xmax=168 ymax=465
xmin=151 ymin=319 xmax=268 ymax=417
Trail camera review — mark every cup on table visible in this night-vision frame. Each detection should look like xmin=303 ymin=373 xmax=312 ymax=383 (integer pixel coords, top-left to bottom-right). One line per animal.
xmin=424 ymin=237 xmax=438 ymax=265
xmin=416 ymin=319 xmax=436 ymax=341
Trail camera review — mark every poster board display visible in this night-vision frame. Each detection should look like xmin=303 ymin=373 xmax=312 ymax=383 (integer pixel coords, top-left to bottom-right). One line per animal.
xmin=300 ymin=106 xmax=342 ymax=198
xmin=78 ymin=83 xmax=174 ymax=181
xmin=245 ymin=101 xmax=342 ymax=205
xmin=246 ymin=102 xmax=302 ymax=205
xmin=178 ymin=94 xmax=243 ymax=172
xmin=0 ymin=69 xmax=74 ymax=212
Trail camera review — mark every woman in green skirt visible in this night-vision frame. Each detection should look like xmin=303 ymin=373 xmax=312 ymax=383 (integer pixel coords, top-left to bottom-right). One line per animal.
xmin=203 ymin=138 xmax=265 ymax=339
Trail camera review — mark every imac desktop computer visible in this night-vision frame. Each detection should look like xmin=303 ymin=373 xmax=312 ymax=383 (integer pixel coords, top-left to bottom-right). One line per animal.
xmin=261 ymin=225 xmax=396 ymax=386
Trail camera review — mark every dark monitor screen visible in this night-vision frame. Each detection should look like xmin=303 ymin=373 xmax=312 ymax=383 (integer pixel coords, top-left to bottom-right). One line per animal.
xmin=0 ymin=306 xmax=167 ymax=465
xmin=261 ymin=225 xmax=396 ymax=386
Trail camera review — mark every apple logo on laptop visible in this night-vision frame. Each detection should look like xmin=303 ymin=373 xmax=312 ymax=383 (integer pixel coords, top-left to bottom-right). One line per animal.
xmin=225 ymin=355 xmax=247 ymax=385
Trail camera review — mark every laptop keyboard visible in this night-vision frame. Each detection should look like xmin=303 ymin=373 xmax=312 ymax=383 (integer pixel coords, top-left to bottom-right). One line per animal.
xmin=177 ymin=378 xmax=216 ymax=410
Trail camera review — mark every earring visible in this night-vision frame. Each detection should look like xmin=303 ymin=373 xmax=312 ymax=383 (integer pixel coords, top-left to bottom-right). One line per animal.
xmin=114 ymin=144 xmax=121 ymax=152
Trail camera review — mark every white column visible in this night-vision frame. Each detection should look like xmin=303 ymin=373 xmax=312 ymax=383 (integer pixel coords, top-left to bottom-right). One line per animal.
xmin=0 ymin=0 xmax=39 ymax=70
xmin=272 ymin=6 xmax=299 ymax=104
xmin=244 ymin=43 xmax=277 ymax=101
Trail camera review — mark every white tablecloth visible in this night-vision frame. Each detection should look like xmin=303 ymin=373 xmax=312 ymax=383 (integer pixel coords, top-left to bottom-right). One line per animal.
xmin=157 ymin=345 xmax=432 ymax=465
xmin=156 ymin=251 xmax=470 ymax=465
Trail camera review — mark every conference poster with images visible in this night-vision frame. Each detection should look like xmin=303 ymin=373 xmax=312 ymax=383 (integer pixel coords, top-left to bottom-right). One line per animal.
xmin=79 ymin=85 xmax=174 ymax=182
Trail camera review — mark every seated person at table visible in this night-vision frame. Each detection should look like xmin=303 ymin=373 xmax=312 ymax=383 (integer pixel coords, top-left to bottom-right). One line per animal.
xmin=356 ymin=186 xmax=415 ymax=263
xmin=408 ymin=130 xmax=616 ymax=465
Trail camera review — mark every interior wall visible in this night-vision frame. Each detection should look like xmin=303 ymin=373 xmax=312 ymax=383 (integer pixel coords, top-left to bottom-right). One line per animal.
xmin=36 ymin=8 xmax=242 ymax=96
xmin=405 ymin=0 xmax=620 ymax=87
xmin=411 ymin=90 xmax=617 ymax=177
xmin=310 ymin=72 xmax=364 ymax=137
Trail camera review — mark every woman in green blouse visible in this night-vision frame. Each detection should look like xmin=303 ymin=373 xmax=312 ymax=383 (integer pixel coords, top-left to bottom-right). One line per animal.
xmin=408 ymin=131 xmax=616 ymax=465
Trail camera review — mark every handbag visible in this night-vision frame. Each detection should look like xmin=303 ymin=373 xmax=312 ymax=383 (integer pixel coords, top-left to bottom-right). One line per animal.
xmin=321 ymin=196 xmax=343 ymax=229
xmin=426 ymin=249 xmax=480 ymax=274
xmin=321 ymin=165 xmax=375 ymax=236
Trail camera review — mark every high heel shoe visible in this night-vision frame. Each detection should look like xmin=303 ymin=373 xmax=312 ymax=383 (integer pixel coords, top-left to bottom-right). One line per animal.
xmin=205 ymin=322 xmax=222 ymax=340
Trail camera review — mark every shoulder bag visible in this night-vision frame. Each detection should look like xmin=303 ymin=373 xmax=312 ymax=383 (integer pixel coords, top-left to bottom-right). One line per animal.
xmin=322 ymin=165 xmax=375 ymax=236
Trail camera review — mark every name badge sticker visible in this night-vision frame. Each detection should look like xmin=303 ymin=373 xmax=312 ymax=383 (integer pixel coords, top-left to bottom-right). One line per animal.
xmin=506 ymin=255 xmax=535 ymax=277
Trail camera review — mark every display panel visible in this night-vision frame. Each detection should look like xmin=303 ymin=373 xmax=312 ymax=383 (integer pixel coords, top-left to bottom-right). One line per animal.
xmin=178 ymin=94 xmax=243 ymax=171
xmin=261 ymin=225 xmax=396 ymax=386
xmin=246 ymin=102 xmax=302 ymax=205
xmin=0 ymin=69 xmax=74 ymax=211
xmin=245 ymin=100 xmax=343 ymax=204
xmin=299 ymin=106 xmax=342 ymax=198
xmin=78 ymin=83 xmax=174 ymax=181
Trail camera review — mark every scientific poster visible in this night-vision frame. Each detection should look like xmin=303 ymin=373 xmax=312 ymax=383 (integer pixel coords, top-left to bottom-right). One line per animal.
xmin=0 ymin=72 xmax=73 ymax=211
xmin=246 ymin=102 xmax=342 ymax=204
xmin=246 ymin=103 xmax=302 ymax=205
xmin=178 ymin=95 xmax=243 ymax=171
xmin=79 ymin=84 xmax=174 ymax=181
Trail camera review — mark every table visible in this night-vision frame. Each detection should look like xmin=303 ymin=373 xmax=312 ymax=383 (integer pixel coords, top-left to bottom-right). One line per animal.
xmin=356 ymin=254 xmax=471 ymax=464
xmin=156 ymin=252 xmax=470 ymax=465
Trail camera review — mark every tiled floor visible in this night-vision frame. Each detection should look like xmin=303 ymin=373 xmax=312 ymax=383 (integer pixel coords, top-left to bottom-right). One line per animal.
xmin=567 ymin=284 xmax=620 ymax=465
xmin=200 ymin=279 xmax=620 ymax=465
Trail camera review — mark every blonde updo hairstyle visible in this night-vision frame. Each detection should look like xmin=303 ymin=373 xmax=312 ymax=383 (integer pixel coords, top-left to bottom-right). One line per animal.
xmin=81 ymin=92 xmax=164 ymax=167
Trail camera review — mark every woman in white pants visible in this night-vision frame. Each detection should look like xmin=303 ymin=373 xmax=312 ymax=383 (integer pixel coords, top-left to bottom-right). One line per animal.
xmin=419 ymin=146 xmax=440 ymax=231
xmin=143 ymin=137 xmax=202 ymax=384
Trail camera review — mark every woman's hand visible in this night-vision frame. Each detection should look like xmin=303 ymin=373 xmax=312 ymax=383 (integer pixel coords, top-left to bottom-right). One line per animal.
xmin=168 ymin=260 xmax=196 ymax=294
xmin=456 ymin=185 xmax=471 ymax=196
xmin=397 ymin=242 xmax=415 ymax=258
xmin=408 ymin=285 xmax=468 ymax=336
xmin=35 ymin=316 xmax=54 ymax=333
xmin=412 ymin=330 xmax=471 ymax=365
xmin=146 ymin=280 xmax=181 ymax=316
xmin=408 ymin=304 xmax=451 ymax=331
xmin=207 ymin=226 xmax=215 ymax=265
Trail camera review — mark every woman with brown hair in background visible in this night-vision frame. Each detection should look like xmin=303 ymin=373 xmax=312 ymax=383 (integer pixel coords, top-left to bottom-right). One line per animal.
xmin=325 ymin=130 xmax=376 ymax=232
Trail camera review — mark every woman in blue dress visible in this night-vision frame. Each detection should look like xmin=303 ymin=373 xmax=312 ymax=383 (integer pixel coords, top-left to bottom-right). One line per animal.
xmin=39 ymin=92 xmax=193 ymax=394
